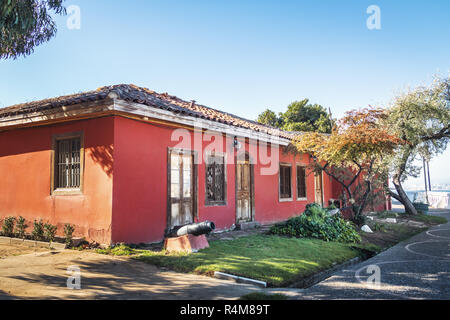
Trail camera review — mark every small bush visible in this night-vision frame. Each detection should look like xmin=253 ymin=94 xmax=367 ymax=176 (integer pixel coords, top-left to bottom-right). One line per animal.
xmin=270 ymin=203 xmax=361 ymax=243
xmin=1 ymin=216 xmax=16 ymax=237
xmin=32 ymin=219 xmax=45 ymax=241
xmin=64 ymin=224 xmax=75 ymax=247
xmin=371 ymin=222 xmax=386 ymax=232
xmin=352 ymin=212 xmax=367 ymax=226
xmin=96 ymin=243 xmax=141 ymax=256
xmin=15 ymin=216 xmax=27 ymax=239
xmin=44 ymin=223 xmax=57 ymax=242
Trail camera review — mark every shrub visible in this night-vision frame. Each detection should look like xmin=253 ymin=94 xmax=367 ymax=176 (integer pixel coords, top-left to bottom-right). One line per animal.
xmin=1 ymin=216 xmax=16 ymax=237
xmin=96 ymin=243 xmax=140 ymax=256
xmin=32 ymin=219 xmax=45 ymax=241
xmin=64 ymin=223 xmax=75 ymax=247
xmin=15 ymin=216 xmax=27 ymax=239
xmin=270 ymin=203 xmax=361 ymax=243
xmin=44 ymin=223 xmax=57 ymax=242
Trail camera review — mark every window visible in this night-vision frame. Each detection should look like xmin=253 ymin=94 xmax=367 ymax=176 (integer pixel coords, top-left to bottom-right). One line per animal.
xmin=52 ymin=133 xmax=84 ymax=194
xmin=279 ymin=164 xmax=292 ymax=200
xmin=297 ymin=165 xmax=307 ymax=199
xmin=206 ymin=155 xmax=226 ymax=205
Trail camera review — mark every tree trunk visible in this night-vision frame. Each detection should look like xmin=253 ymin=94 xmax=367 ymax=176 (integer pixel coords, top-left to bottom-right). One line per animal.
xmin=392 ymin=174 xmax=418 ymax=215
xmin=356 ymin=180 xmax=371 ymax=219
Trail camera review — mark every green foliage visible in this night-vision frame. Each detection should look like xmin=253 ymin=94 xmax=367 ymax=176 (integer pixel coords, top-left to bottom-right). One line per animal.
xmin=0 ymin=0 xmax=66 ymax=59
xmin=410 ymin=214 xmax=447 ymax=225
xmin=97 ymin=243 xmax=143 ymax=256
xmin=1 ymin=216 xmax=16 ymax=237
xmin=281 ymin=100 xmax=332 ymax=133
xmin=256 ymin=99 xmax=332 ymax=133
xmin=386 ymin=76 xmax=450 ymax=214
xmin=256 ymin=109 xmax=281 ymax=128
xmin=44 ymin=222 xmax=57 ymax=242
xmin=63 ymin=223 xmax=75 ymax=247
xmin=15 ymin=216 xmax=27 ymax=239
xmin=32 ymin=219 xmax=44 ymax=241
xmin=375 ymin=211 xmax=399 ymax=219
xmin=371 ymin=222 xmax=386 ymax=232
xmin=351 ymin=209 xmax=366 ymax=226
xmin=138 ymin=235 xmax=360 ymax=286
xmin=270 ymin=203 xmax=361 ymax=243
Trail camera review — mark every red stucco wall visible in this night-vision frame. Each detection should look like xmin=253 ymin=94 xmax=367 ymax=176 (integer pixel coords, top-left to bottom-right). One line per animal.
xmin=1 ymin=114 xmax=387 ymax=245
xmin=0 ymin=117 xmax=114 ymax=244
xmin=111 ymin=116 xmax=336 ymax=244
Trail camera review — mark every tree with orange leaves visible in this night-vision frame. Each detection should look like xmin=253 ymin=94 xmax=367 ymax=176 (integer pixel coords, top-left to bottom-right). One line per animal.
xmin=293 ymin=107 xmax=403 ymax=224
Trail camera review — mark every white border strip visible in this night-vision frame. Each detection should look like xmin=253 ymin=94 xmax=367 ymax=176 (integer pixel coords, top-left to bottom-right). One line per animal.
xmin=214 ymin=271 xmax=267 ymax=288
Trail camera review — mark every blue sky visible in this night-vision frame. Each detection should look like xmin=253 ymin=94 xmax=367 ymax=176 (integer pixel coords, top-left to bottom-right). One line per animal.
xmin=1 ymin=0 xmax=449 ymax=186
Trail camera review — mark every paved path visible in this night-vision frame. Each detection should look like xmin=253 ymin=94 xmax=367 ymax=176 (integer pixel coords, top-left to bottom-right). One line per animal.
xmin=268 ymin=209 xmax=450 ymax=299
xmin=1 ymin=210 xmax=448 ymax=300
xmin=0 ymin=248 xmax=259 ymax=300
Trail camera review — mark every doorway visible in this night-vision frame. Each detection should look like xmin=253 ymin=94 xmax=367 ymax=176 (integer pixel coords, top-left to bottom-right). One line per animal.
xmin=168 ymin=149 xmax=197 ymax=228
xmin=314 ymin=171 xmax=324 ymax=206
xmin=236 ymin=153 xmax=254 ymax=223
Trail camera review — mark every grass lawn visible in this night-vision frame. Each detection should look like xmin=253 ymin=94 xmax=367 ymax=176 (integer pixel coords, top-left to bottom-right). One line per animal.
xmin=409 ymin=214 xmax=447 ymax=224
xmin=95 ymin=212 xmax=446 ymax=288
xmin=135 ymin=235 xmax=363 ymax=287
xmin=373 ymin=211 xmax=447 ymax=225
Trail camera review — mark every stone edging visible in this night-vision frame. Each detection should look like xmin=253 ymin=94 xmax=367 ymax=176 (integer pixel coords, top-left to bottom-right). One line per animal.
xmin=0 ymin=236 xmax=66 ymax=250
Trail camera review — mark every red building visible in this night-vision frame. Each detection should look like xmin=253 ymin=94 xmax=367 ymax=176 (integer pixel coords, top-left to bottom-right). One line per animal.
xmin=0 ymin=84 xmax=388 ymax=245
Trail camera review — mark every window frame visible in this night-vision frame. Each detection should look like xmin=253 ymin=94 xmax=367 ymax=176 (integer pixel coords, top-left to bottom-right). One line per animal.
xmin=205 ymin=152 xmax=227 ymax=206
xmin=296 ymin=164 xmax=307 ymax=201
xmin=278 ymin=162 xmax=293 ymax=202
xmin=50 ymin=131 xmax=85 ymax=196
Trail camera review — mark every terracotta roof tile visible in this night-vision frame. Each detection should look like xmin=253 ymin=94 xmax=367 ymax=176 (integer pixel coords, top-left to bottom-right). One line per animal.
xmin=0 ymin=84 xmax=296 ymax=139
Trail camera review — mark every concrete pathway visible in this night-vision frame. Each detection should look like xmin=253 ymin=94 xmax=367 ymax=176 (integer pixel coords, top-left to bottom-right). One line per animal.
xmin=1 ymin=210 xmax=448 ymax=300
xmin=267 ymin=209 xmax=450 ymax=300
xmin=0 ymin=248 xmax=259 ymax=300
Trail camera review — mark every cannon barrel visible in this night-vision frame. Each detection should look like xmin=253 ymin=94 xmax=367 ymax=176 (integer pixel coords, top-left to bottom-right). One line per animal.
xmin=167 ymin=221 xmax=215 ymax=237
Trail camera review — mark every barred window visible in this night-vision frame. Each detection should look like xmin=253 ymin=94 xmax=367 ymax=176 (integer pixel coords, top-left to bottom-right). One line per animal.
xmin=206 ymin=155 xmax=225 ymax=205
xmin=55 ymin=137 xmax=81 ymax=189
xmin=297 ymin=165 xmax=307 ymax=199
xmin=279 ymin=164 xmax=292 ymax=199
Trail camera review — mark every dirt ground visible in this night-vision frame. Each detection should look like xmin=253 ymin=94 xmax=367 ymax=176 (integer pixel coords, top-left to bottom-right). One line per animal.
xmin=0 ymin=244 xmax=48 ymax=259
xmin=0 ymin=244 xmax=259 ymax=300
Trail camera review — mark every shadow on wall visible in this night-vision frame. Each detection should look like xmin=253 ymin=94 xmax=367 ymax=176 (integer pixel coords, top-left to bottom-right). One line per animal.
xmin=89 ymin=144 xmax=113 ymax=178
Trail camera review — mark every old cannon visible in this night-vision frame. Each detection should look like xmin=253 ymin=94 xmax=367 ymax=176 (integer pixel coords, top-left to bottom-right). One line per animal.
xmin=164 ymin=221 xmax=215 ymax=253
xmin=166 ymin=220 xmax=216 ymax=238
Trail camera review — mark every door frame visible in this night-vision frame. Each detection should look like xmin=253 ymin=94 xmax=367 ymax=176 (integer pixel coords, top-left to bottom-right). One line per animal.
xmin=167 ymin=147 xmax=198 ymax=230
xmin=314 ymin=170 xmax=324 ymax=206
xmin=234 ymin=151 xmax=255 ymax=223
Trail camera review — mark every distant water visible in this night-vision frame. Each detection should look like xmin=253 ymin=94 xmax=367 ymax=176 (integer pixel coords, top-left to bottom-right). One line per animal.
xmin=391 ymin=190 xmax=450 ymax=204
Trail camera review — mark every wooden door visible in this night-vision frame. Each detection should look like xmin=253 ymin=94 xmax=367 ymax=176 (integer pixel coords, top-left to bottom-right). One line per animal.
xmin=168 ymin=151 xmax=194 ymax=228
xmin=236 ymin=159 xmax=252 ymax=222
xmin=314 ymin=171 xmax=324 ymax=206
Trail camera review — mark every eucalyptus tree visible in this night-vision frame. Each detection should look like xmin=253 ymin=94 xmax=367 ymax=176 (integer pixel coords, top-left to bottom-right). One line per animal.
xmin=385 ymin=76 xmax=450 ymax=215
xmin=0 ymin=0 xmax=66 ymax=59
